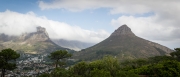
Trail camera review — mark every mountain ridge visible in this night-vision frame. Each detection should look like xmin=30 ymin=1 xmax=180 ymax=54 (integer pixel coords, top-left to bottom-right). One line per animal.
xmin=0 ymin=26 xmax=72 ymax=54
xmin=73 ymin=25 xmax=174 ymax=61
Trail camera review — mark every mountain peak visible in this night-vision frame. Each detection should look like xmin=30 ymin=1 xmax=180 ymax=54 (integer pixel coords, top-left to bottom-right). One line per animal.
xmin=74 ymin=24 xmax=173 ymax=61
xmin=36 ymin=26 xmax=49 ymax=38
xmin=111 ymin=24 xmax=135 ymax=36
xmin=37 ymin=26 xmax=46 ymax=33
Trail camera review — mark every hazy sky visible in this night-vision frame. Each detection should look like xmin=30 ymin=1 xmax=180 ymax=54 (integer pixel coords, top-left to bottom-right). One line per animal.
xmin=0 ymin=0 xmax=179 ymax=49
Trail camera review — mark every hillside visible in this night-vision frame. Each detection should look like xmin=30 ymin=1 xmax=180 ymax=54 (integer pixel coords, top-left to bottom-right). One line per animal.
xmin=73 ymin=25 xmax=174 ymax=61
xmin=0 ymin=26 xmax=73 ymax=54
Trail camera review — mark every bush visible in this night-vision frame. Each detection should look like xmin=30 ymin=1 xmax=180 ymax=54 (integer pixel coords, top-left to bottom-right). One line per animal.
xmin=131 ymin=60 xmax=180 ymax=77
xmin=51 ymin=68 xmax=70 ymax=77
xmin=90 ymin=68 xmax=111 ymax=77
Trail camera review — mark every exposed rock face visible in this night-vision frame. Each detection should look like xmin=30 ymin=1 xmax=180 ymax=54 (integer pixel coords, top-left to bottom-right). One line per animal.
xmin=74 ymin=25 xmax=174 ymax=61
xmin=36 ymin=26 xmax=49 ymax=38
xmin=18 ymin=26 xmax=49 ymax=42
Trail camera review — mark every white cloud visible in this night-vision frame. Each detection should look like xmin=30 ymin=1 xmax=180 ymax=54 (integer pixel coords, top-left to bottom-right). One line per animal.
xmin=2 ymin=0 xmax=180 ymax=49
xmin=38 ymin=0 xmax=180 ymax=45
xmin=0 ymin=10 xmax=110 ymax=43
xmin=111 ymin=15 xmax=180 ymax=49
xmin=38 ymin=0 xmax=151 ymax=14
xmin=38 ymin=0 xmax=180 ymax=15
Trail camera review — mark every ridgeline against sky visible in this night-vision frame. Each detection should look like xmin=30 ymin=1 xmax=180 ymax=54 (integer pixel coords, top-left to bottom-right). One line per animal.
xmin=74 ymin=25 xmax=173 ymax=60
xmin=0 ymin=0 xmax=179 ymax=49
xmin=0 ymin=26 xmax=72 ymax=54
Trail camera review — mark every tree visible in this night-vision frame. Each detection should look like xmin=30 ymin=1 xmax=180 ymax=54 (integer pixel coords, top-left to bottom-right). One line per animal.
xmin=49 ymin=50 xmax=72 ymax=68
xmin=69 ymin=61 xmax=89 ymax=77
xmin=90 ymin=68 xmax=111 ymax=77
xmin=170 ymin=48 xmax=180 ymax=61
xmin=121 ymin=58 xmax=148 ymax=71
xmin=51 ymin=68 xmax=70 ymax=77
xmin=69 ymin=55 xmax=139 ymax=77
xmin=70 ymin=56 xmax=123 ymax=77
xmin=131 ymin=60 xmax=180 ymax=77
xmin=0 ymin=48 xmax=20 ymax=77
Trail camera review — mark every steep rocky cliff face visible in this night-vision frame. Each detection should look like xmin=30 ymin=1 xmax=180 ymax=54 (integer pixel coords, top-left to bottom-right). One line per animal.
xmin=0 ymin=26 xmax=71 ymax=54
xmin=73 ymin=25 xmax=174 ymax=61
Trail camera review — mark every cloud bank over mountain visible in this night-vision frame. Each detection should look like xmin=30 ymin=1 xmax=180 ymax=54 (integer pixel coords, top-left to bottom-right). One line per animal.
xmin=111 ymin=15 xmax=180 ymax=49
xmin=0 ymin=0 xmax=179 ymax=49
xmin=0 ymin=10 xmax=110 ymax=43
xmin=39 ymin=0 xmax=180 ymax=15
xmin=38 ymin=0 xmax=180 ymax=48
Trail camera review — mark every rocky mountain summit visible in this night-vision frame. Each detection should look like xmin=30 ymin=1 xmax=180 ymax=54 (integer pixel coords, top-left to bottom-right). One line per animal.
xmin=0 ymin=26 xmax=71 ymax=54
xmin=111 ymin=24 xmax=135 ymax=36
xmin=18 ymin=26 xmax=50 ymax=42
xmin=73 ymin=25 xmax=174 ymax=61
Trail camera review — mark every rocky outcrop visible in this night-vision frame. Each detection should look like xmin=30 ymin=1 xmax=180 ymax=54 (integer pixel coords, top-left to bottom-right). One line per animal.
xmin=36 ymin=26 xmax=49 ymax=38
xmin=18 ymin=26 xmax=50 ymax=42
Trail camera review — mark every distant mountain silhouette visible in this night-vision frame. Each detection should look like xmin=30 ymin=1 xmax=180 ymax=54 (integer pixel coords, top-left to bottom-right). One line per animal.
xmin=52 ymin=39 xmax=94 ymax=51
xmin=73 ymin=24 xmax=173 ymax=61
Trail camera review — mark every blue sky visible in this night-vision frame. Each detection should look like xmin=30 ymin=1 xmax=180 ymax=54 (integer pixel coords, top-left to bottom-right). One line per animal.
xmin=0 ymin=0 xmax=153 ymax=32
xmin=0 ymin=0 xmax=117 ymax=32
xmin=0 ymin=0 xmax=180 ymax=49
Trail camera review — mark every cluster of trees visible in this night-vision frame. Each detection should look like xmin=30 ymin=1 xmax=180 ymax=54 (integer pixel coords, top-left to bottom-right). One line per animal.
xmin=39 ymin=56 xmax=139 ymax=77
xmin=1 ymin=48 xmax=180 ymax=77
xmin=120 ymin=48 xmax=180 ymax=77
xmin=39 ymin=48 xmax=180 ymax=77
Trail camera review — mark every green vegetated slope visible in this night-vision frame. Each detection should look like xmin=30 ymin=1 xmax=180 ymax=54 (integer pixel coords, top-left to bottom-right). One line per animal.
xmin=73 ymin=25 xmax=173 ymax=61
xmin=1 ymin=40 xmax=64 ymax=54
xmin=38 ymin=48 xmax=180 ymax=77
